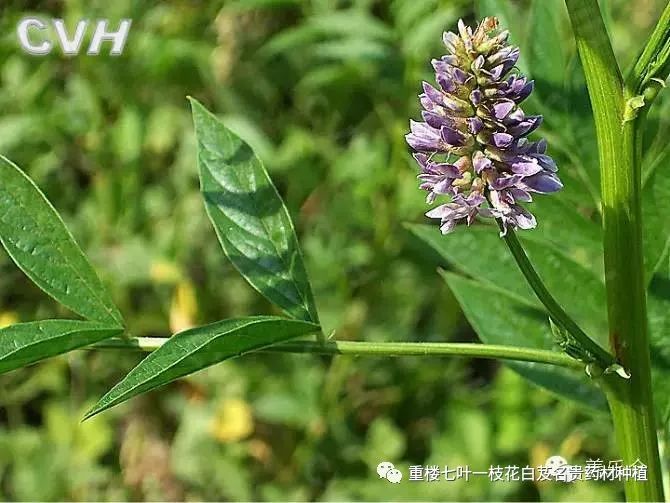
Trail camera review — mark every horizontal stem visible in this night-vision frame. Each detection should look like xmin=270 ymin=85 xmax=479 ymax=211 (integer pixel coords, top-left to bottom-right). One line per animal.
xmin=93 ymin=338 xmax=584 ymax=369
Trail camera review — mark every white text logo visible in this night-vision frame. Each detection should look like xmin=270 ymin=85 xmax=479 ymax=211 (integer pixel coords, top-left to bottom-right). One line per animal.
xmin=17 ymin=18 xmax=132 ymax=56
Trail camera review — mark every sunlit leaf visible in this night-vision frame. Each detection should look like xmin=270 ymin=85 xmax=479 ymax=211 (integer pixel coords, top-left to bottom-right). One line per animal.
xmin=85 ymin=316 xmax=319 ymax=418
xmin=0 ymin=156 xmax=123 ymax=326
xmin=190 ymin=98 xmax=319 ymax=323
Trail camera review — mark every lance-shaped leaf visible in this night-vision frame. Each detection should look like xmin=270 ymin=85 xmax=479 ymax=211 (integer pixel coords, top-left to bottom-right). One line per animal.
xmin=84 ymin=316 xmax=319 ymax=419
xmin=0 ymin=156 xmax=123 ymax=326
xmin=442 ymin=272 xmax=606 ymax=411
xmin=189 ymin=98 xmax=319 ymax=323
xmin=0 ymin=320 xmax=122 ymax=374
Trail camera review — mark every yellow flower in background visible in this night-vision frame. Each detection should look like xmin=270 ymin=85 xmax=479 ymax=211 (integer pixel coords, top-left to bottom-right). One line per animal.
xmin=0 ymin=311 xmax=18 ymax=329
xmin=169 ymin=281 xmax=198 ymax=333
xmin=150 ymin=259 xmax=182 ymax=284
xmin=210 ymin=398 xmax=254 ymax=443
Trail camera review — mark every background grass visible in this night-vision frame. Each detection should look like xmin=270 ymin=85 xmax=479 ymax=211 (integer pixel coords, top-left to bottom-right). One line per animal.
xmin=0 ymin=0 xmax=667 ymax=500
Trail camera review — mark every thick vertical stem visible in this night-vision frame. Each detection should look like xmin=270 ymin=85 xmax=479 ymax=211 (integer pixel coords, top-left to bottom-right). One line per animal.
xmin=564 ymin=0 xmax=663 ymax=500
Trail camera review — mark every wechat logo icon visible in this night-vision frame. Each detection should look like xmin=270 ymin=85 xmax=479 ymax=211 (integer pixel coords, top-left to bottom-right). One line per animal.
xmin=377 ymin=461 xmax=403 ymax=484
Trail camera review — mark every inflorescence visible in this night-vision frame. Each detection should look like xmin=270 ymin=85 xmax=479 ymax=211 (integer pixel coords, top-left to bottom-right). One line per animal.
xmin=406 ymin=17 xmax=562 ymax=235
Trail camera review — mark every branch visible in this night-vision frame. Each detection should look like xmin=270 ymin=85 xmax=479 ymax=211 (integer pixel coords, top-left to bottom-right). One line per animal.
xmin=627 ymin=1 xmax=670 ymax=106
xmin=92 ymin=338 xmax=584 ymax=370
xmin=501 ymin=225 xmax=617 ymax=369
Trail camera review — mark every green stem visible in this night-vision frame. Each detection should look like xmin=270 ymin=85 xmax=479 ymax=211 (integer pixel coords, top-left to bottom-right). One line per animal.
xmin=501 ymin=226 xmax=616 ymax=368
xmin=92 ymin=338 xmax=583 ymax=369
xmin=565 ymin=0 xmax=663 ymax=500
xmin=627 ymin=1 xmax=670 ymax=104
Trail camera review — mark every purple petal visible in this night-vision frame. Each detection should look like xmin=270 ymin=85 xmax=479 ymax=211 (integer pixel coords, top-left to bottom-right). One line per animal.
xmin=472 ymin=55 xmax=485 ymax=72
xmin=485 ymin=64 xmax=504 ymax=80
xmin=433 ymin=178 xmax=454 ymax=193
xmin=487 ymin=46 xmax=513 ymax=67
xmin=422 ymin=111 xmax=451 ymax=129
xmin=500 ymin=47 xmax=520 ymax=73
xmin=507 ymin=108 xmax=525 ymax=122
xmin=452 ymin=67 xmax=470 ymax=85
xmin=466 ymin=192 xmax=486 ymax=207
xmin=422 ymin=162 xmax=460 ymax=178
xmin=508 ymin=116 xmax=542 ymax=136
xmin=493 ymin=100 xmax=515 ymax=120
xmin=441 ymin=54 xmax=459 ymax=66
xmin=426 ymin=204 xmax=451 ymax=219
xmin=440 ymin=219 xmax=457 ymax=234
xmin=516 ymin=80 xmax=534 ymax=102
xmin=470 ymin=89 xmax=482 ymax=105
xmin=509 ymin=188 xmax=532 ymax=202
xmin=432 ymin=59 xmax=448 ymax=73
xmin=512 ymin=206 xmax=537 ymax=229
xmin=490 ymin=174 xmax=522 ymax=190
xmin=436 ymin=73 xmax=456 ymax=93
xmin=493 ymin=132 xmax=514 ymax=148
xmin=406 ymin=121 xmax=442 ymax=151
xmin=422 ymin=82 xmax=444 ymax=104
xmin=522 ymin=172 xmax=563 ymax=193
xmin=443 ymin=31 xmax=460 ymax=52
xmin=530 ymin=138 xmax=548 ymax=154
xmin=406 ymin=133 xmax=438 ymax=151
xmin=412 ymin=152 xmax=429 ymax=168
xmin=467 ymin=116 xmax=484 ymax=134
xmin=419 ymin=94 xmax=435 ymax=111
xmin=440 ymin=126 xmax=466 ymax=146
xmin=534 ymin=153 xmax=557 ymax=172
xmin=510 ymin=160 xmax=542 ymax=176
xmin=472 ymin=151 xmax=492 ymax=173
xmin=508 ymin=76 xmax=527 ymax=93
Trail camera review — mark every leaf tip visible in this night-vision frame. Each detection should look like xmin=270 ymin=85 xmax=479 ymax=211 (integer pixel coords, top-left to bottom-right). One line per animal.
xmin=187 ymin=96 xmax=208 ymax=115
xmin=81 ymin=406 xmax=101 ymax=422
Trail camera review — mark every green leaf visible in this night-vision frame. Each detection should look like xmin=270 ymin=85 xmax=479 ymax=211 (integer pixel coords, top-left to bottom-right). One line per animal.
xmin=408 ymin=224 xmax=608 ymax=346
xmin=643 ymin=167 xmax=670 ymax=284
xmin=84 ymin=316 xmax=319 ymax=419
xmin=308 ymin=11 xmax=394 ymax=41
xmin=647 ymin=252 xmax=670 ymax=422
xmin=0 ymin=156 xmax=123 ymax=326
xmin=189 ymin=98 xmax=319 ymax=323
xmin=0 ymin=320 xmax=122 ymax=374
xmin=261 ymin=10 xmax=393 ymax=58
xmin=408 ymin=223 xmax=534 ymax=302
xmin=442 ymin=272 xmax=606 ymax=411
xmin=529 ymin=197 xmax=602 ymax=271
xmin=528 ymin=0 xmax=567 ymax=90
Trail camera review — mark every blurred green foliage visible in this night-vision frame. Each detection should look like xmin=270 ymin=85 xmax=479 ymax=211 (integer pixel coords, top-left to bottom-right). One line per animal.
xmin=0 ymin=0 xmax=668 ymax=500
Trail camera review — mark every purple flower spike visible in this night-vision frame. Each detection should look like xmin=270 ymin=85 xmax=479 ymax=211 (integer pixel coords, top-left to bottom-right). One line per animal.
xmin=406 ymin=16 xmax=562 ymax=235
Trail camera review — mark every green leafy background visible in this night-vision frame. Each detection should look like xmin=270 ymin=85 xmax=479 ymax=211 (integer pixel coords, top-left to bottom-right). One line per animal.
xmin=0 ymin=0 xmax=668 ymax=500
